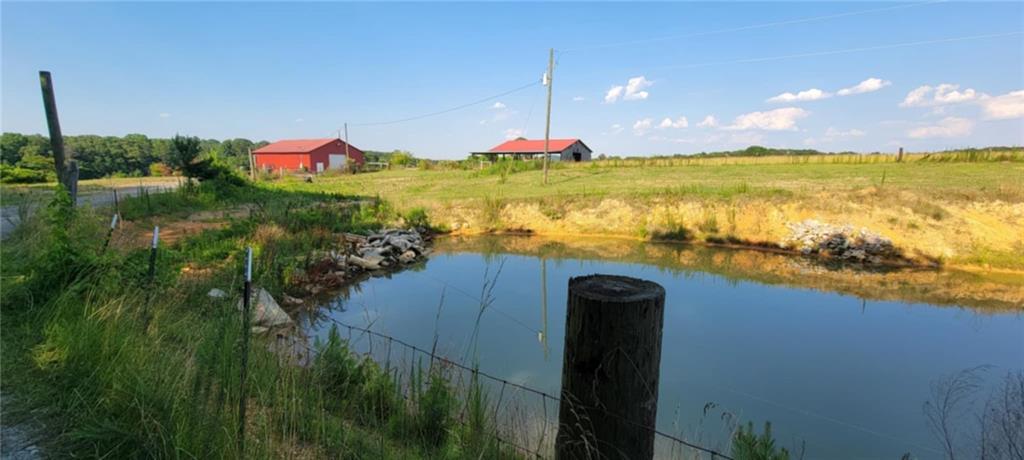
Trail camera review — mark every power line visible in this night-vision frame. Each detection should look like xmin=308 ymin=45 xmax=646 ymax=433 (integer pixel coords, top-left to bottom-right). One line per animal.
xmin=644 ymin=31 xmax=1022 ymax=71
xmin=348 ymin=80 xmax=541 ymax=128
xmin=561 ymin=0 xmax=947 ymax=53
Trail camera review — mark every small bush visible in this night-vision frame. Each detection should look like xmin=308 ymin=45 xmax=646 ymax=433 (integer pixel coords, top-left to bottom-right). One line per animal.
xmin=732 ymin=422 xmax=790 ymax=460
xmin=0 ymin=164 xmax=51 ymax=183
xmin=404 ymin=207 xmax=430 ymax=229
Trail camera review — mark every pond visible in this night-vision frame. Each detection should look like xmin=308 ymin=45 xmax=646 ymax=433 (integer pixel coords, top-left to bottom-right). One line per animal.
xmin=302 ymin=235 xmax=1024 ymax=459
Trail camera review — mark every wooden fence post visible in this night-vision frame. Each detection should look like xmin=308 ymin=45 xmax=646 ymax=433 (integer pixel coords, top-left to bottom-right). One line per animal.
xmin=38 ymin=71 xmax=68 ymax=190
xmin=897 ymin=147 xmax=904 ymax=163
xmin=555 ymin=274 xmax=666 ymax=460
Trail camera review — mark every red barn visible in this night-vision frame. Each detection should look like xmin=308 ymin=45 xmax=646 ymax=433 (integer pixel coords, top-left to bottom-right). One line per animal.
xmin=253 ymin=138 xmax=365 ymax=173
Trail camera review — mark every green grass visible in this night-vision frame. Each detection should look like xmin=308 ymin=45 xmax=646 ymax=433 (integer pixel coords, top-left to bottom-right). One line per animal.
xmin=271 ymin=156 xmax=1024 ymax=208
xmin=0 ymin=182 xmax=522 ymax=459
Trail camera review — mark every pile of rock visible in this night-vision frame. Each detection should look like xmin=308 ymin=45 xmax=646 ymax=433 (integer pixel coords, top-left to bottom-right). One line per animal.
xmin=783 ymin=220 xmax=896 ymax=264
xmin=295 ymin=228 xmax=430 ymax=295
xmin=205 ymin=228 xmax=430 ymax=335
xmin=347 ymin=228 xmax=428 ymax=270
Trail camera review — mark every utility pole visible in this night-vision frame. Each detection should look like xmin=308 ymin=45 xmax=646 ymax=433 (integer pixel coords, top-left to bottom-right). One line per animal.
xmin=247 ymin=148 xmax=255 ymax=181
xmin=344 ymin=123 xmax=351 ymax=172
xmin=542 ymin=48 xmax=554 ymax=185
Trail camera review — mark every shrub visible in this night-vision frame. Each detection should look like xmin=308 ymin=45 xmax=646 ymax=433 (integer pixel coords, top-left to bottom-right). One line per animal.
xmin=148 ymin=163 xmax=172 ymax=177
xmin=404 ymin=207 xmax=430 ymax=229
xmin=0 ymin=164 xmax=51 ymax=183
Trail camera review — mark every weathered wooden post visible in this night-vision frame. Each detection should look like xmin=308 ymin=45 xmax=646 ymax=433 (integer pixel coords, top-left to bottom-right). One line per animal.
xmin=38 ymin=69 xmax=77 ymax=202
xmin=897 ymin=147 xmax=904 ymax=163
xmin=556 ymin=274 xmax=666 ymax=460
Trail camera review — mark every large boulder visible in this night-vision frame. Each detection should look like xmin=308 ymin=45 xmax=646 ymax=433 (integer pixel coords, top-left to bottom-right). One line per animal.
xmin=237 ymin=288 xmax=293 ymax=327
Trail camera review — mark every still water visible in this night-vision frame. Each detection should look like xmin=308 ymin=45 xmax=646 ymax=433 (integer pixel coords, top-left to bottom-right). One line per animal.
xmin=303 ymin=235 xmax=1023 ymax=459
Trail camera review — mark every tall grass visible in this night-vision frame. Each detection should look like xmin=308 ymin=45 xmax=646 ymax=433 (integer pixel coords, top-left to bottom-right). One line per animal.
xmin=0 ymin=181 xmax=520 ymax=459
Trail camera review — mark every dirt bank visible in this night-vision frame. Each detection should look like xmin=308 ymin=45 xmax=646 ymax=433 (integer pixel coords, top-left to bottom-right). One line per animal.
xmin=427 ymin=195 xmax=1024 ymax=273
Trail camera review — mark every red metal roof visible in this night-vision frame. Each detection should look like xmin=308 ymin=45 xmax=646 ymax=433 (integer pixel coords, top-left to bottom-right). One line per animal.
xmin=253 ymin=138 xmax=338 ymax=154
xmin=488 ymin=138 xmax=580 ymax=153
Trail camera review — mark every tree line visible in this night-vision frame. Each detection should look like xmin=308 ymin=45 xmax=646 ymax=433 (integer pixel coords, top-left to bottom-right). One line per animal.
xmin=0 ymin=132 xmax=269 ymax=183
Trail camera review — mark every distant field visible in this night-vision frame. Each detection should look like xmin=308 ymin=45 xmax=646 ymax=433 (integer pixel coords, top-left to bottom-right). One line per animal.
xmin=271 ymin=151 xmax=1024 ymax=270
xmin=280 ymin=154 xmax=1024 ymax=206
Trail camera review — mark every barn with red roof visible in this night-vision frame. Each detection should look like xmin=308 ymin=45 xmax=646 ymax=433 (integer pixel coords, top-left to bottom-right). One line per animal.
xmin=253 ymin=138 xmax=365 ymax=173
xmin=474 ymin=138 xmax=592 ymax=162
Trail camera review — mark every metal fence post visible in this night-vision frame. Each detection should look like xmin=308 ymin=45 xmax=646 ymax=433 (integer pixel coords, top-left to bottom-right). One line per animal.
xmin=237 ymin=247 xmax=253 ymax=455
xmin=555 ymin=274 xmax=666 ymax=460
xmin=141 ymin=226 xmax=159 ymax=328
xmin=101 ymin=213 xmax=118 ymax=252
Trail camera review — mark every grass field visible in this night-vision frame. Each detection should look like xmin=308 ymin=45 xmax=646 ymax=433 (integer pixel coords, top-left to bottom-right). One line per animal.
xmin=270 ymin=151 xmax=1024 ymax=270
xmin=283 ymin=158 xmax=1024 ymax=205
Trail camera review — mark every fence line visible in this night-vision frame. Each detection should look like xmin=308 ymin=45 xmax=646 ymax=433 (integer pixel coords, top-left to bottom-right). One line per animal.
xmin=316 ymin=315 xmax=735 ymax=460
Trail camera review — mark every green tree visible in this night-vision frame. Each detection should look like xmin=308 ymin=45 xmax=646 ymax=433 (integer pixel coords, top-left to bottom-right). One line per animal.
xmin=1 ymin=132 xmax=28 ymax=165
xmin=390 ymin=150 xmax=415 ymax=166
xmin=167 ymin=135 xmax=202 ymax=180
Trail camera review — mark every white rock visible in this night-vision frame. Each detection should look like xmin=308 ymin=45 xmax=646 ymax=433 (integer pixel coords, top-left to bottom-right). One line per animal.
xmin=238 ymin=288 xmax=293 ymax=327
xmin=207 ymin=288 xmax=228 ymax=299
xmin=348 ymin=255 xmax=382 ymax=270
xmin=398 ymin=250 xmax=416 ymax=264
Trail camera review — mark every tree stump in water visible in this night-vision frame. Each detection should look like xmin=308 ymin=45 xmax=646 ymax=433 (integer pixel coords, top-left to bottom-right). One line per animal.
xmin=556 ymin=274 xmax=666 ymax=460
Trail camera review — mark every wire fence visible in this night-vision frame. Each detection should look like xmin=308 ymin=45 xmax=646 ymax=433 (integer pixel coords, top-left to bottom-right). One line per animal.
xmin=299 ymin=315 xmax=735 ymax=460
xmin=99 ymin=187 xmax=733 ymax=458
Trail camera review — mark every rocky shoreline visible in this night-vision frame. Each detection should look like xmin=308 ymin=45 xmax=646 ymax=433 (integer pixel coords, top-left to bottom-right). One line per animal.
xmin=210 ymin=228 xmax=433 ymax=333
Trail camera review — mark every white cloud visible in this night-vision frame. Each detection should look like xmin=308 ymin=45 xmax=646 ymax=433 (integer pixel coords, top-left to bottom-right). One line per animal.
xmin=572 ymin=96 xmax=585 ymax=102
xmin=605 ymin=123 xmax=624 ymax=135
xmin=766 ymin=88 xmax=831 ymax=103
xmin=624 ymin=76 xmax=652 ymax=100
xmin=504 ymin=128 xmax=524 ymax=140
xmin=900 ymin=83 xmax=981 ymax=107
xmin=604 ymin=76 xmax=652 ymax=103
xmin=604 ymin=86 xmax=624 ymax=103
xmin=697 ymin=115 xmax=718 ymax=128
xmin=658 ymin=116 xmax=689 ymax=129
xmin=491 ymin=102 xmax=506 ymax=110
xmin=837 ymin=78 xmax=891 ymax=96
xmin=633 ymin=118 xmax=654 ymax=135
xmin=724 ymin=107 xmax=809 ymax=131
xmin=159 ymin=113 xmax=171 ymax=118
xmin=979 ymin=90 xmax=1024 ymax=120
xmin=907 ymin=117 xmax=974 ymax=139
xmin=294 ymin=117 xmax=304 ymax=123
xmin=824 ymin=127 xmax=865 ymax=137
xmin=934 ymin=84 xmax=980 ymax=104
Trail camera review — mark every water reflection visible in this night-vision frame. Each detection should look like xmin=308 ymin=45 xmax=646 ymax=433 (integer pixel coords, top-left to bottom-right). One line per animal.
xmin=300 ymin=235 xmax=1023 ymax=459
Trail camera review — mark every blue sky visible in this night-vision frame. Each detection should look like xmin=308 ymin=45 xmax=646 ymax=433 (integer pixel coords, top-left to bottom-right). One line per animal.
xmin=2 ymin=1 xmax=1022 ymax=159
